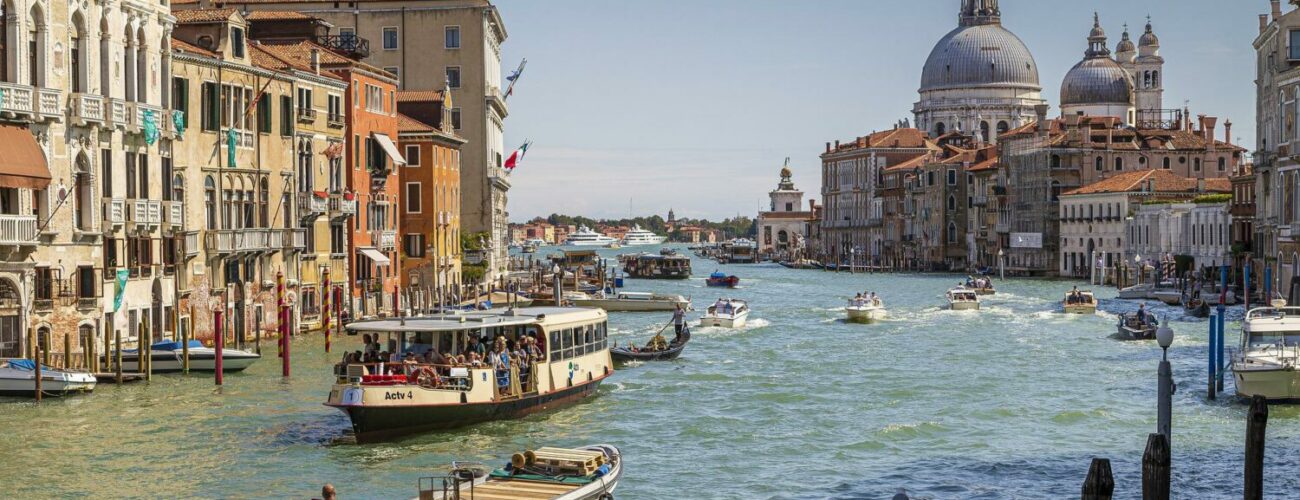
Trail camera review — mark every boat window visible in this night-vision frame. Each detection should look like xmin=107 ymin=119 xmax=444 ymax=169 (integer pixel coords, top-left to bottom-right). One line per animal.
xmin=585 ymin=325 xmax=595 ymax=354
xmin=561 ymin=327 xmax=573 ymax=360
xmin=1247 ymin=330 xmax=1300 ymax=347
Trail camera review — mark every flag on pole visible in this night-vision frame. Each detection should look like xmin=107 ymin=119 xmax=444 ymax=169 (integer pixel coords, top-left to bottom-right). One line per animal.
xmin=504 ymin=58 xmax=527 ymax=99
xmin=504 ymin=140 xmax=532 ymax=171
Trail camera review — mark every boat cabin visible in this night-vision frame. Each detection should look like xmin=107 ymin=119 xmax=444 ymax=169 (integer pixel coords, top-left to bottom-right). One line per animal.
xmin=948 ymin=289 xmax=978 ymax=302
xmin=621 ymin=253 xmax=691 ymax=279
xmin=1242 ymin=306 xmax=1300 ymax=348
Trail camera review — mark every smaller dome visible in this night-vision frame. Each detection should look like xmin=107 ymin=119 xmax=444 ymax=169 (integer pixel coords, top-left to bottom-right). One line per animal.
xmin=1139 ymin=22 xmax=1159 ymax=47
xmin=1116 ymin=28 xmax=1135 ymax=54
xmin=1061 ymin=58 xmax=1133 ymax=106
xmin=780 ymin=166 xmax=792 ymax=179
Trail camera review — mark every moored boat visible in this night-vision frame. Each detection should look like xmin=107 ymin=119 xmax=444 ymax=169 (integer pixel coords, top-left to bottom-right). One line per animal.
xmin=1116 ymin=310 xmax=1159 ymax=340
xmin=699 ymin=299 xmax=749 ymax=328
xmin=621 ymin=252 xmax=691 ymax=279
xmin=1150 ymin=288 xmax=1182 ymax=305
xmin=328 ymin=307 xmax=613 ymax=442
xmin=1063 ymin=290 xmax=1098 ymax=314
xmin=845 ymin=297 xmax=885 ymax=323
xmin=620 ymin=225 xmax=667 ymax=247
xmin=0 ymin=358 xmax=97 ymax=397
xmin=706 ymin=271 xmax=739 ymax=288
xmin=946 ymin=288 xmax=980 ymax=311
xmin=569 ymin=291 xmax=690 ymax=312
xmin=1233 ymin=300 xmax=1300 ymax=401
xmin=417 ymin=444 xmax=622 ymax=500
xmin=564 ymin=226 xmax=618 ymax=246
xmin=106 ymin=339 xmax=261 ymax=373
xmin=1118 ymin=283 xmax=1154 ymax=300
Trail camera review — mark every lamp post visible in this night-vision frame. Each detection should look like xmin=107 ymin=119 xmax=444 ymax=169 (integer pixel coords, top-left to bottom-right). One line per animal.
xmin=997 ymin=248 xmax=1005 ymax=281
xmin=1156 ymin=319 xmax=1174 ymax=445
xmin=1135 ymin=254 xmax=1143 ymax=286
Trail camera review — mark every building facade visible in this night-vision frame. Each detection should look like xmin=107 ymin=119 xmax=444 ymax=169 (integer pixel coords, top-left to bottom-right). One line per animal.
xmin=396 ymin=90 xmax=464 ymax=305
xmin=756 ymin=164 xmax=815 ymax=260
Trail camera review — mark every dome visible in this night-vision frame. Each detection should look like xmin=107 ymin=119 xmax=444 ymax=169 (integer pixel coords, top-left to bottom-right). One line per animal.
xmin=1060 ymin=57 xmax=1133 ymax=106
xmin=1139 ymin=22 xmax=1159 ymax=47
xmin=1116 ymin=29 xmax=1135 ymax=54
xmin=919 ymin=24 xmax=1041 ymax=93
xmin=779 ymin=166 xmax=792 ymax=179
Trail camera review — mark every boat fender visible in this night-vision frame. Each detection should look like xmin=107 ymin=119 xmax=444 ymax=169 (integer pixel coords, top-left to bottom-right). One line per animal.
xmin=588 ymin=372 xmax=593 ymax=382
xmin=460 ymin=392 xmax=468 ymax=404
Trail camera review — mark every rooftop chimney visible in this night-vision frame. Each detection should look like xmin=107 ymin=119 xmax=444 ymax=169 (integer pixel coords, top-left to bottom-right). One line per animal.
xmin=310 ymin=48 xmax=321 ymax=75
xmin=834 ymin=140 xmax=840 ymax=149
xmin=825 ymin=142 xmax=831 ymax=153
xmin=858 ymin=137 xmax=867 ymax=148
xmin=1225 ymin=120 xmax=1233 ymax=146
xmin=1262 ymin=14 xmax=1272 ymax=33
xmin=1273 ymin=0 xmax=1282 ymax=21
xmin=1035 ymin=104 xmax=1049 ymax=136
xmin=1203 ymin=116 xmax=1218 ymax=151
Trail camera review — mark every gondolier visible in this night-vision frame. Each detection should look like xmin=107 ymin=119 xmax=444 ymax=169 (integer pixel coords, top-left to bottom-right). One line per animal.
xmin=672 ymin=304 xmax=686 ymax=341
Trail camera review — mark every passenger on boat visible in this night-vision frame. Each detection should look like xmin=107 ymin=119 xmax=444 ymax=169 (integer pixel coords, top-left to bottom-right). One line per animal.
xmin=714 ymin=298 xmax=726 ymax=313
xmin=491 ymin=340 xmax=511 ymax=388
xmin=467 ymin=335 xmax=487 ymax=358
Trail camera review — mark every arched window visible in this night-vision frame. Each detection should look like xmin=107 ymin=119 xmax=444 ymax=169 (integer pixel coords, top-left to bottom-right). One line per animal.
xmin=935 ymin=122 xmax=946 ymax=136
xmin=1051 ymin=180 xmax=1062 ymax=202
xmin=205 ymin=176 xmax=216 ymax=229
xmin=1162 ymin=157 xmax=1171 ymax=170
xmin=1194 ymin=158 xmax=1202 ymax=172
xmin=99 ymin=16 xmax=111 ymax=96
xmin=123 ymin=21 xmax=135 ymax=101
xmin=1114 ymin=157 xmax=1124 ymax=171
xmin=259 ymin=177 xmax=269 ymax=228
xmin=947 ymin=222 xmax=957 ymax=243
xmin=1151 ymin=71 xmax=1159 ymax=88
xmin=1051 ymin=155 xmax=1061 ymax=168
xmin=27 ymin=3 xmax=46 ymax=87
xmin=70 ymin=11 xmax=86 ymax=93
xmin=73 ymin=155 xmax=92 ymax=231
xmin=135 ymin=27 xmax=147 ymax=104
xmin=0 ymin=1 xmax=9 ymax=83
xmin=172 ymin=174 xmax=184 ymax=206
xmin=996 ymin=121 xmax=1009 ymax=137
xmin=947 ymin=195 xmax=956 ymax=211
xmin=980 ymin=121 xmax=990 ymax=143
xmin=1144 ymin=71 xmax=1151 ymax=88
xmin=1095 ymin=157 xmax=1103 ymax=171
xmin=1218 ymin=157 xmax=1227 ymax=172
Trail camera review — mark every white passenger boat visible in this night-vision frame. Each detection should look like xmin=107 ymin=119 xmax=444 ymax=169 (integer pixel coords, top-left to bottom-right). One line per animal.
xmin=329 ymin=307 xmax=613 ymax=442
xmin=570 ymin=291 xmax=690 ymax=312
xmin=845 ymin=298 xmax=885 ymax=323
xmin=946 ymin=288 xmax=980 ymax=310
xmin=620 ymin=225 xmax=666 ymax=247
xmin=0 ymin=358 xmax=97 ymax=397
xmin=1233 ymin=300 xmax=1300 ymax=401
xmin=419 ymin=444 xmax=621 ymax=500
xmin=1063 ymin=290 xmax=1098 ymax=314
xmin=699 ymin=299 xmax=750 ymax=328
xmin=564 ymin=226 xmax=618 ymax=246
xmin=106 ymin=339 xmax=261 ymax=373
xmin=1118 ymin=283 xmax=1154 ymax=300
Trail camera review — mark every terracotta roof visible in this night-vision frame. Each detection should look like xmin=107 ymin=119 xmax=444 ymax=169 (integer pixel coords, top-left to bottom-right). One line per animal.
xmin=883 ymin=153 xmax=932 ymax=172
xmin=257 ymin=40 xmax=395 ymax=79
xmin=397 ymin=113 xmax=435 ymax=133
xmin=1001 ymin=118 xmax=1246 ymax=153
xmin=244 ymin=10 xmax=314 ymax=20
xmin=397 ymin=90 xmax=446 ymax=103
xmin=171 ymin=37 xmax=217 ymax=57
xmin=173 ymin=8 xmax=239 ymax=24
xmin=827 ymin=128 xmax=936 ymax=154
xmin=1063 ymin=169 xmax=1231 ymax=196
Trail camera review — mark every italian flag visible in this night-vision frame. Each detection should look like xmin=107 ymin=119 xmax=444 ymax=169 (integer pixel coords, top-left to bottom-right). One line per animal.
xmin=505 ymin=141 xmax=531 ymax=171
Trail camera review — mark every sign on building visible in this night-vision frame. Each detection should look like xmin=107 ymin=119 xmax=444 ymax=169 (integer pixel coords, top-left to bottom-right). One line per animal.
xmin=1010 ymin=232 xmax=1043 ymax=249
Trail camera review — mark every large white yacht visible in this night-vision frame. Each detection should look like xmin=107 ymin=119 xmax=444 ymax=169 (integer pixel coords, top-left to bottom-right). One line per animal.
xmin=564 ymin=226 xmax=618 ymax=246
xmin=1233 ymin=300 xmax=1300 ymax=401
xmin=620 ymin=225 xmax=666 ymax=246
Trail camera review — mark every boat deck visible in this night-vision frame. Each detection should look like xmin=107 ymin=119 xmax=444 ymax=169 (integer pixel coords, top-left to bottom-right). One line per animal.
xmin=449 ymin=477 xmax=585 ymax=499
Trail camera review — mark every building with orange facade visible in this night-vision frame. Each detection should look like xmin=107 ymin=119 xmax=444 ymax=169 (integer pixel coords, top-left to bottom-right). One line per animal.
xmin=396 ymin=90 xmax=464 ymax=305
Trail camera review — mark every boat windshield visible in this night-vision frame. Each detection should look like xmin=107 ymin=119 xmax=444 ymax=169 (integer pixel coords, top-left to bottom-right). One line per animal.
xmin=1246 ymin=330 xmax=1300 ymax=348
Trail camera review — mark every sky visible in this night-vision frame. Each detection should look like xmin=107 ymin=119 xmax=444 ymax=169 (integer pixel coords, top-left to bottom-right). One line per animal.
xmin=495 ymin=0 xmax=1260 ymax=223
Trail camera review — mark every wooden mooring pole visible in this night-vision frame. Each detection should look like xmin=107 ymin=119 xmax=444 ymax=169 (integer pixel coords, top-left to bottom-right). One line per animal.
xmin=1081 ymin=457 xmax=1114 ymax=500
xmin=182 ymin=328 xmax=190 ymax=374
xmin=214 ymin=309 xmax=224 ymax=386
xmin=33 ymin=343 xmax=42 ymax=402
xmin=114 ymin=330 xmax=122 ymax=385
xmin=1141 ymin=433 xmax=1170 ymax=500
xmin=1244 ymin=395 xmax=1268 ymax=500
xmin=63 ymin=331 xmax=70 ymax=369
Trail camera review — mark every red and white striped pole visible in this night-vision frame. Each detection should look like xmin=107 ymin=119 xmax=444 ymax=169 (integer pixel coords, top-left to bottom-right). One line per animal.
xmin=278 ymin=269 xmax=289 ymax=377
xmin=322 ymin=268 xmax=331 ymax=353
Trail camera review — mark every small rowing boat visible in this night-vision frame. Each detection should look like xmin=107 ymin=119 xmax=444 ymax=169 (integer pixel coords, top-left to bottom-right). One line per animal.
xmin=416 ymin=444 xmax=622 ymax=500
xmin=611 ymin=328 xmax=690 ymax=362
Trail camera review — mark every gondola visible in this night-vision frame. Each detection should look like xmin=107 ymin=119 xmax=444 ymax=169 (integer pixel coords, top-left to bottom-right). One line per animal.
xmin=611 ymin=328 xmax=690 ymax=362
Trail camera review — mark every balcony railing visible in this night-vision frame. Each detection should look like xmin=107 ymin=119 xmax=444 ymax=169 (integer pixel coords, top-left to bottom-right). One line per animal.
xmin=374 ymin=230 xmax=397 ymax=251
xmin=205 ymin=228 xmax=280 ymax=254
xmin=329 ymin=194 xmax=357 ymax=219
xmin=164 ymin=201 xmax=184 ymax=228
xmin=37 ymin=88 xmax=61 ymax=119
xmin=327 ymin=114 xmax=345 ymax=128
xmin=70 ymin=93 xmax=105 ymax=124
xmin=129 ymin=199 xmax=162 ymax=228
xmin=283 ymin=228 xmax=307 ymax=252
xmin=105 ymin=98 xmax=129 ymax=128
xmin=315 ymin=34 xmax=370 ymax=59
xmin=183 ymin=231 xmax=200 ymax=258
xmin=296 ymin=107 xmax=317 ymax=123
xmin=973 ymin=195 xmax=988 ymax=207
xmin=298 ymin=192 xmax=327 ymax=219
xmin=103 ymin=198 xmax=125 ymax=227
xmin=0 ymin=214 xmax=38 ymax=245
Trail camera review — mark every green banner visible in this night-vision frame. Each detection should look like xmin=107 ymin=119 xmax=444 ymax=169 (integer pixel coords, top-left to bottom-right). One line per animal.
xmin=114 ymin=269 xmax=129 ymax=312
xmin=172 ymin=110 xmax=186 ymax=136
xmin=226 ymin=128 xmax=237 ymax=168
xmin=143 ymin=109 xmax=159 ymax=145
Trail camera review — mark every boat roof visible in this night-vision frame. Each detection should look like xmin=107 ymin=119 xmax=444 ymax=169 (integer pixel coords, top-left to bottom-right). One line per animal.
xmin=1245 ymin=307 xmax=1300 ymax=332
xmin=345 ymin=307 xmax=607 ymax=333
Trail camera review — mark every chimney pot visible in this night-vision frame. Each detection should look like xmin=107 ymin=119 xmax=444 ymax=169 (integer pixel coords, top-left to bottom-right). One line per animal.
xmin=825 ymin=142 xmax=831 ymax=153
xmin=1262 ymin=14 xmax=1272 ymax=33
xmin=1225 ymin=120 xmax=1234 ymax=146
xmin=1273 ymin=0 xmax=1282 ymax=21
xmin=834 ymin=140 xmax=840 ymax=149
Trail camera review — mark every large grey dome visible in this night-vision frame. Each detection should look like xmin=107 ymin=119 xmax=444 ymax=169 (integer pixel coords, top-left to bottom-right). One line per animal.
xmin=1060 ymin=57 xmax=1133 ymax=106
xmin=920 ymin=24 xmax=1041 ymax=93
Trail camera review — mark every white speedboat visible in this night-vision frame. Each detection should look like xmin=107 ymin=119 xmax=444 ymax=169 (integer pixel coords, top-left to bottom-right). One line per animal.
xmin=1118 ymin=283 xmax=1154 ymax=300
xmin=620 ymin=225 xmax=666 ymax=246
xmin=419 ymin=444 xmax=622 ymax=500
xmin=0 ymin=358 xmax=97 ymax=397
xmin=107 ymin=339 xmax=261 ymax=373
xmin=564 ymin=226 xmax=618 ymax=246
xmin=846 ymin=298 xmax=885 ymax=323
xmin=946 ymin=288 xmax=980 ymax=310
xmin=524 ymin=238 xmax=548 ymax=247
xmin=1063 ymin=290 xmax=1098 ymax=314
xmin=571 ymin=291 xmax=691 ymax=312
xmin=1150 ymin=288 xmax=1182 ymax=305
xmin=700 ymin=299 xmax=750 ymax=328
xmin=1233 ymin=301 xmax=1300 ymax=401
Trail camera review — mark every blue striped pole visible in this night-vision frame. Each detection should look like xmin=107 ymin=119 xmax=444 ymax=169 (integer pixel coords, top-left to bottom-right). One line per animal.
xmin=1208 ymin=308 xmax=1217 ymax=400
xmin=1244 ymin=259 xmax=1252 ymax=310
xmin=1217 ymin=303 xmax=1227 ymax=392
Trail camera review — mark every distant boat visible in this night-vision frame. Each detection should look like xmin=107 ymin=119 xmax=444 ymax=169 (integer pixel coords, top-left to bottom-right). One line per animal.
xmin=570 ymin=291 xmax=691 ymax=312
xmin=946 ymin=288 xmax=980 ymax=311
xmin=706 ymin=271 xmax=739 ymax=288
xmin=106 ymin=339 xmax=261 ymax=373
xmin=565 ymin=226 xmax=618 ymax=246
xmin=620 ymin=225 xmax=667 ymax=246
xmin=1063 ymin=290 xmax=1098 ymax=314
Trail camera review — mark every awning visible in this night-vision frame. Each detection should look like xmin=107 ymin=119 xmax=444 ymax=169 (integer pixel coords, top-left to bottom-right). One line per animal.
xmin=372 ymin=133 xmax=407 ymax=166
xmin=0 ymin=124 xmax=50 ymax=189
xmin=358 ymin=247 xmax=391 ymax=266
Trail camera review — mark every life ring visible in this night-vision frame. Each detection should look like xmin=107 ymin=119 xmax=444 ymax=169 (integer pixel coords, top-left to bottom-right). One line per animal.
xmin=414 ymin=366 xmax=440 ymax=388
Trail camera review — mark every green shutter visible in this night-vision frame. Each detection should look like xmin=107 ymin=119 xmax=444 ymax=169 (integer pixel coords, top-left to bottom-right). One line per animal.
xmin=280 ymin=95 xmax=292 ymax=136
xmin=257 ymin=95 xmax=271 ymax=133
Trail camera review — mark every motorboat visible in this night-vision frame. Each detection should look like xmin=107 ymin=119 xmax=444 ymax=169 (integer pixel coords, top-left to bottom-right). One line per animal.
xmin=418 ymin=444 xmax=621 ymax=500
xmin=778 ymin=259 xmax=823 ymax=270
xmin=564 ymin=226 xmax=618 ymax=246
xmin=706 ymin=271 xmax=739 ymax=288
xmin=719 ymin=239 xmax=757 ymax=264
xmin=620 ymin=225 xmax=667 ymax=246
xmin=1232 ymin=300 xmax=1300 ymax=401
xmin=699 ymin=299 xmax=750 ymax=328
xmin=107 ymin=339 xmax=261 ymax=373
xmin=570 ymin=291 xmax=691 ymax=312
xmin=1150 ymin=288 xmax=1182 ymax=305
xmin=521 ymin=243 xmax=538 ymax=254
xmin=1116 ymin=310 xmax=1159 ymax=340
xmin=611 ymin=327 xmax=690 ymax=362
xmin=845 ymin=297 xmax=885 ymax=323
xmin=331 ymin=307 xmax=614 ymax=442
xmin=622 ymin=252 xmax=691 ymax=279
xmin=524 ymin=238 xmax=547 ymax=248
xmin=946 ymin=288 xmax=980 ymax=311
xmin=0 ymin=358 xmax=97 ymax=397
xmin=1117 ymin=283 xmax=1154 ymax=300
xmin=1063 ymin=290 xmax=1098 ymax=314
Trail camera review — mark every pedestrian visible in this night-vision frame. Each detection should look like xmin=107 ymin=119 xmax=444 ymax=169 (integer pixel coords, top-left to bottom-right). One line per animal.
xmin=320 ymin=483 xmax=336 ymax=500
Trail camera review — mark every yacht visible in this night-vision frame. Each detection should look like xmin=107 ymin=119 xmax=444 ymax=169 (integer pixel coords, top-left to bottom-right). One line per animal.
xmin=946 ymin=288 xmax=980 ymax=311
xmin=1233 ymin=300 xmax=1300 ymax=401
xmin=564 ymin=226 xmax=618 ymax=247
xmin=700 ymin=299 xmax=750 ymax=328
xmin=0 ymin=358 xmax=97 ymax=397
xmin=620 ymin=225 xmax=666 ymax=246
xmin=108 ymin=339 xmax=261 ymax=373
xmin=524 ymin=238 xmax=548 ymax=247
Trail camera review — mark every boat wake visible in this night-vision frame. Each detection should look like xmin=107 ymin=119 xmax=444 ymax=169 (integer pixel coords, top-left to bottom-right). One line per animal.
xmin=692 ymin=318 xmax=771 ymax=336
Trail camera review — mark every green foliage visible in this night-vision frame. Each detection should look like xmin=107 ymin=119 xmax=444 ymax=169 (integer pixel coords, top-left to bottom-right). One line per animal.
xmin=461 ymin=231 xmax=491 ymax=251
xmin=462 ymin=264 xmax=486 ymax=283
xmin=1191 ymin=193 xmax=1232 ymax=204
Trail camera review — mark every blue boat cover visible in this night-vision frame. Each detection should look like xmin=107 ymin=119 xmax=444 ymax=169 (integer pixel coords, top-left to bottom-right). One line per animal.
xmin=9 ymin=359 xmax=35 ymax=371
xmin=710 ymin=271 xmax=727 ymax=279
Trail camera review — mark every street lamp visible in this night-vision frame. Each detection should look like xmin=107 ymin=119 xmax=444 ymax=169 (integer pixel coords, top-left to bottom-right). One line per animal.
xmin=1135 ymin=254 xmax=1143 ymax=285
xmin=1156 ymin=318 xmax=1174 ymax=444
xmin=997 ymin=248 xmax=1005 ymax=280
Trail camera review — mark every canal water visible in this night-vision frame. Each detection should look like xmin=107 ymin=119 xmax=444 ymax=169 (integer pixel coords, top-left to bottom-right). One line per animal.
xmin=3 ymin=246 xmax=1299 ymax=499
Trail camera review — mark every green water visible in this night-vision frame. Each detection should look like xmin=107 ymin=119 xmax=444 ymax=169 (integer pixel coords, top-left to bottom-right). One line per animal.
xmin=3 ymin=247 xmax=1298 ymax=499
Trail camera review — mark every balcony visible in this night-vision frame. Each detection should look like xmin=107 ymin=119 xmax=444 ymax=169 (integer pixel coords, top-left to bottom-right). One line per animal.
xmin=283 ymin=228 xmax=307 ymax=252
xmin=296 ymin=107 xmax=317 ymax=123
xmin=315 ymin=34 xmax=370 ymax=59
xmin=329 ymin=194 xmax=357 ymax=219
xmin=0 ymin=214 xmax=38 ymax=246
xmin=327 ymin=114 xmax=345 ymax=128
xmin=994 ymin=222 xmax=1010 ymax=233
xmin=104 ymin=98 xmax=129 ymax=128
xmin=0 ymin=82 xmax=61 ymax=122
xmin=298 ymin=192 xmax=327 ymax=219
xmin=183 ymin=231 xmax=200 ymax=258
xmin=135 ymin=103 xmax=168 ymax=136
xmin=70 ymin=93 xmax=104 ymax=125
xmin=205 ymin=228 xmax=279 ymax=254
xmin=128 ymin=199 xmax=162 ymax=228
xmin=374 ymin=230 xmax=397 ymax=251
xmin=103 ymin=198 xmax=125 ymax=228
xmin=163 ymin=201 xmax=184 ymax=229
xmin=973 ymin=195 xmax=988 ymax=207
xmin=485 ymin=84 xmax=509 ymax=117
